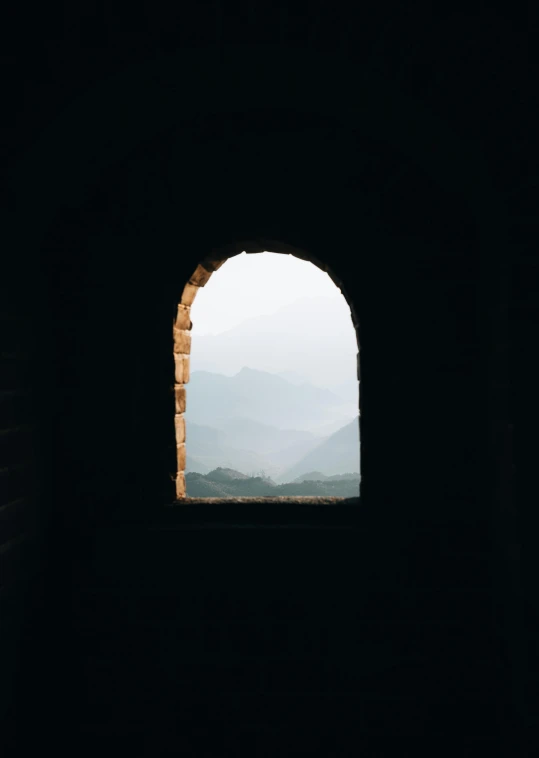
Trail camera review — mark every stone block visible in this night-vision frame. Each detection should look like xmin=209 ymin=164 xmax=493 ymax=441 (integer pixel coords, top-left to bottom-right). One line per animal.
xmin=181 ymin=282 xmax=199 ymax=306
xmin=174 ymin=354 xmax=190 ymax=384
xmin=176 ymin=442 xmax=186 ymax=472
xmin=176 ymin=472 xmax=186 ymax=500
xmin=175 ymin=304 xmax=191 ymax=331
xmin=173 ymin=328 xmax=191 ymax=354
xmin=174 ymin=385 xmax=186 ymax=414
xmin=188 ymin=263 xmax=213 ymax=287
xmin=205 ymin=257 xmax=227 ymax=272
xmin=174 ymin=414 xmax=186 ymax=443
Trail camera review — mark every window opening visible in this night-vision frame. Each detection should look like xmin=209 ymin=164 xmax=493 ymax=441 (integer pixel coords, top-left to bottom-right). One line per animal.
xmin=174 ymin=250 xmax=360 ymax=500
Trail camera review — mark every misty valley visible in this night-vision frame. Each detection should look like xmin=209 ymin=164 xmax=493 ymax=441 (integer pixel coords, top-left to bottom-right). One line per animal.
xmin=184 ymin=367 xmax=360 ymax=498
xmin=184 ymin=283 xmax=360 ymax=498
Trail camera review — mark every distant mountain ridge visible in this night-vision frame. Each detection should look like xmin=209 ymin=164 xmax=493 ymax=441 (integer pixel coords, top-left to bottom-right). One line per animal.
xmin=184 ymin=418 xmax=322 ymax=478
xmin=183 ymin=367 xmax=359 ymax=479
xmin=185 ymin=468 xmax=360 ymax=498
xmin=277 ymin=417 xmax=360 ymax=483
xmin=189 ymin=295 xmax=358 ymax=389
xmin=183 ymin=290 xmax=360 ymax=483
xmin=212 ymin=416 xmax=316 ymax=454
xmin=185 ymin=419 xmax=274 ymax=477
xmin=185 ymin=367 xmax=354 ymax=431
xmin=292 ymin=471 xmax=359 ymax=483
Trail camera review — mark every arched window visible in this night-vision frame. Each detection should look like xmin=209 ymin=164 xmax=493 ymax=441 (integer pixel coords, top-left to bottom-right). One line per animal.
xmin=173 ymin=246 xmax=360 ymax=501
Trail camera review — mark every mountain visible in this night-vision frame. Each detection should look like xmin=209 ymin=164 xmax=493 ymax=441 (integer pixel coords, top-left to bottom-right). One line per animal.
xmin=185 ymin=469 xmax=277 ymax=497
xmin=184 ymin=367 xmax=351 ymax=431
xmin=189 ymin=295 xmax=358 ymax=389
xmin=185 ymin=455 xmax=210 ymax=474
xmin=276 ymin=418 xmax=360 ymax=483
xmin=185 ymin=468 xmax=360 ymax=498
xmin=292 ymin=471 xmax=360 ymax=483
xmin=305 ymin=417 xmax=358 ymax=438
xmin=265 ymin=436 xmax=325 ymax=468
xmin=212 ymin=417 xmax=318 ymax=455
xmin=205 ymin=467 xmax=254 ymax=483
xmin=185 ymin=417 xmax=323 ymax=477
xmin=183 ymin=369 xmax=359 ymax=477
xmin=275 ymin=370 xmax=308 ymax=386
xmin=185 ymin=420 xmax=275 ymax=476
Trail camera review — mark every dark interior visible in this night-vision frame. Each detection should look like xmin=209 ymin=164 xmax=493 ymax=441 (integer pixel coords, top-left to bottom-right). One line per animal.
xmin=2 ymin=6 xmax=528 ymax=756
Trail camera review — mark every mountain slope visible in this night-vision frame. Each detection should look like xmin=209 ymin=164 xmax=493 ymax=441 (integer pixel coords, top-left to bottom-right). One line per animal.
xmin=185 ymin=455 xmax=210 ymax=474
xmin=277 ymin=418 xmax=360 ymax=482
xmin=185 ymin=420 xmax=275 ymax=476
xmin=185 ymin=468 xmax=360 ymax=498
xmin=185 ymin=418 xmax=324 ymax=477
xmin=189 ymin=295 xmax=358 ymax=389
xmin=292 ymin=471 xmax=360 ymax=483
xmin=184 ymin=367 xmax=351 ymax=431
xmin=213 ymin=416 xmax=318 ymax=454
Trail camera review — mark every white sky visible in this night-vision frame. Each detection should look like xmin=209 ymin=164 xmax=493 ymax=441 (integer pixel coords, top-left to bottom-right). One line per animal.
xmin=190 ymin=251 xmax=343 ymax=335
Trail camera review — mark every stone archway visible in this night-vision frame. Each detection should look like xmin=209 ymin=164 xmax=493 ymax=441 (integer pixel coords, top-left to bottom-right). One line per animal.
xmin=173 ymin=241 xmax=361 ymax=499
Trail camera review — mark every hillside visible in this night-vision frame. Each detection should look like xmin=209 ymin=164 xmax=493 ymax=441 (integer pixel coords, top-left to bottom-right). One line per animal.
xmin=189 ymin=296 xmax=358 ymax=390
xmin=184 ymin=367 xmax=353 ymax=431
xmin=276 ymin=418 xmax=360 ymax=483
xmin=183 ymin=371 xmax=360 ymax=479
xmin=185 ymin=468 xmax=360 ymax=498
xmin=185 ymin=420 xmax=276 ymax=477
xmin=185 ymin=418 xmax=322 ymax=478
xmin=292 ymin=471 xmax=360 ymax=483
xmin=185 ymin=455 xmax=210 ymax=474
xmin=211 ymin=417 xmax=317 ymax=455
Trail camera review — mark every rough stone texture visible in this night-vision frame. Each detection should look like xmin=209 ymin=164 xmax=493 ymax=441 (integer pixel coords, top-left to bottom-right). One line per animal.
xmin=175 ymin=304 xmax=191 ymax=331
xmin=174 ymin=385 xmax=186 ymax=414
xmin=177 ymin=496 xmax=359 ymax=505
xmin=180 ymin=282 xmax=199 ymax=306
xmin=176 ymin=443 xmax=186 ymax=472
xmin=203 ymin=257 xmax=227 ymax=272
xmin=174 ymin=414 xmax=186 ymax=444
xmin=173 ymin=328 xmax=191 ymax=354
xmin=174 ymin=354 xmax=190 ymax=385
xmin=175 ymin=471 xmax=186 ymax=500
xmin=174 ymin=290 xmax=195 ymax=475
xmin=188 ymin=263 xmax=214 ymax=287
xmin=174 ymin=259 xmax=226 ymax=482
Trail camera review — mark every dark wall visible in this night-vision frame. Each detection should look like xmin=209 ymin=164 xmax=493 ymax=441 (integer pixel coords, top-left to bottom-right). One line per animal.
xmin=34 ymin=102 xmax=486 ymax=524
xmin=2 ymin=6 xmax=528 ymax=755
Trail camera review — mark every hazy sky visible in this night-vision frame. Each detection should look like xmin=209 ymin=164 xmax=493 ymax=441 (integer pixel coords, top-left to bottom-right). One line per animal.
xmin=190 ymin=252 xmax=345 ymax=335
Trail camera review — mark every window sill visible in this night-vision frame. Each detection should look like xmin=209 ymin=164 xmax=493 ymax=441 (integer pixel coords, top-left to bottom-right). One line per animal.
xmin=174 ymin=496 xmax=359 ymax=505
xmin=149 ymin=496 xmax=364 ymax=529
